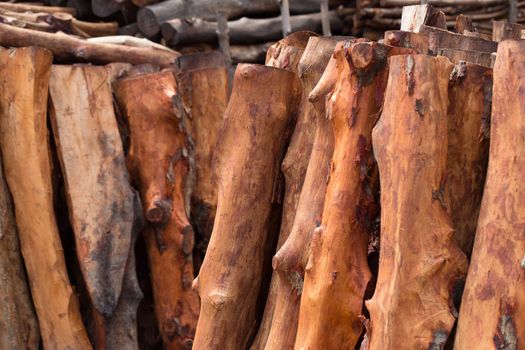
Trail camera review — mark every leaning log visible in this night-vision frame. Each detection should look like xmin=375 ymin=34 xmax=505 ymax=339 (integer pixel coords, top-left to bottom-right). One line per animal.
xmin=454 ymin=39 xmax=525 ymax=350
xmin=0 ymin=23 xmax=180 ymax=67
xmin=192 ymin=64 xmax=297 ymax=349
xmin=365 ymin=55 xmax=468 ymax=349
xmin=161 ymin=12 xmax=342 ymax=46
xmin=114 ymin=70 xmax=200 ymax=350
xmin=0 ymin=47 xmax=92 ymax=350
xmin=0 ymin=159 xmax=40 ymax=349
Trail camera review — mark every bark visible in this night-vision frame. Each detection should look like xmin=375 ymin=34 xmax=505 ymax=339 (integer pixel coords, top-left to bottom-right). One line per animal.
xmin=137 ymin=0 xmax=344 ymax=37
xmin=113 ymin=70 xmax=200 ymax=350
xmin=492 ymin=20 xmax=524 ymax=41
xmin=0 ymin=159 xmax=40 ymax=349
xmin=447 ymin=62 xmax=492 ymax=256
xmin=454 ymin=39 xmax=525 ymax=350
xmin=161 ymin=12 xmax=342 ymax=46
xmin=0 ymin=47 xmax=92 ymax=350
xmin=175 ymin=52 xmax=229 ymax=243
xmin=365 ymin=55 xmax=468 ymax=349
xmin=296 ymin=41 xmax=410 ymax=350
xmin=192 ymin=64 xmax=297 ymax=350
xmin=251 ymin=31 xmax=315 ymax=350
xmin=0 ymin=22 xmax=180 ymax=67
xmin=257 ymin=36 xmax=343 ymax=350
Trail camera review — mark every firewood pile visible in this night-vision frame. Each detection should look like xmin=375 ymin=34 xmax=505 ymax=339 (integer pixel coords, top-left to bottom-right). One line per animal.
xmin=2 ymin=0 xmax=525 ymax=350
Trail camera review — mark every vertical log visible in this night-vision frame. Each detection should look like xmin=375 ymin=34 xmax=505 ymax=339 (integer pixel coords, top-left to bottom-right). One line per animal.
xmin=260 ymin=36 xmax=341 ymax=350
xmin=48 ymin=64 xmax=143 ymax=350
xmin=0 ymin=159 xmax=40 ymax=349
xmin=454 ymin=40 xmax=525 ymax=350
xmin=113 ymin=70 xmax=200 ymax=350
xmin=366 ymin=55 xmax=468 ymax=349
xmin=0 ymin=47 xmax=92 ymax=350
xmin=265 ymin=31 xmax=317 ymax=70
xmin=447 ymin=62 xmax=492 ymax=255
xmin=192 ymin=64 xmax=297 ymax=350
xmin=295 ymin=41 xmax=410 ymax=350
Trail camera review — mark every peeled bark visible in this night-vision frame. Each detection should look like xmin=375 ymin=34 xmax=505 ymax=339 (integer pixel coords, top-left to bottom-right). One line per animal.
xmin=251 ymin=31 xmax=316 ymax=350
xmin=365 ymin=55 xmax=468 ymax=349
xmin=256 ymin=36 xmax=342 ymax=350
xmin=0 ymin=47 xmax=92 ymax=350
xmin=113 ymin=71 xmax=199 ymax=350
xmin=447 ymin=62 xmax=492 ymax=255
xmin=454 ymin=39 xmax=525 ymax=350
xmin=296 ymin=41 xmax=411 ymax=350
xmin=0 ymin=159 xmax=40 ymax=349
xmin=193 ymin=64 xmax=297 ymax=350
xmin=175 ymin=52 xmax=229 ymax=243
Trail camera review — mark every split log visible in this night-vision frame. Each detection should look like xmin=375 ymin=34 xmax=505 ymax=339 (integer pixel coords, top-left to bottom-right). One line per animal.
xmin=492 ymin=20 xmax=524 ymax=41
xmin=365 ymin=55 xmax=468 ymax=349
xmin=437 ymin=48 xmax=493 ymax=67
xmin=138 ymin=0 xmax=344 ymax=38
xmin=0 ymin=2 xmax=76 ymax=15
xmin=384 ymin=30 xmax=430 ymax=53
xmin=113 ymin=70 xmax=200 ymax=350
xmin=419 ymin=25 xmax=498 ymax=53
xmin=174 ymin=52 xmax=229 ymax=245
xmin=296 ymin=41 xmax=412 ymax=350
xmin=256 ymin=36 xmax=342 ymax=350
xmin=251 ymin=31 xmax=314 ymax=350
xmin=0 ymin=47 xmax=92 ymax=350
xmin=192 ymin=64 xmax=297 ymax=349
xmin=0 ymin=23 xmax=180 ymax=67
xmin=0 ymin=159 xmax=40 ymax=349
xmin=400 ymin=4 xmax=446 ymax=32
xmin=447 ymin=62 xmax=492 ymax=256
xmin=454 ymin=39 xmax=525 ymax=350
xmin=161 ymin=12 xmax=342 ymax=46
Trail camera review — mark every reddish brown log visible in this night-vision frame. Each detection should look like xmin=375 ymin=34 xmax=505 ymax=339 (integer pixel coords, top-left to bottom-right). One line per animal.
xmin=492 ymin=20 xmax=524 ymax=41
xmin=114 ymin=70 xmax=199 ymax=350
xmin=365 ymin=55 xmax=468 ymax=349
xmin=0 ymin=47 xmax=92 ymax=350
xmin=192 ymin=64 xmax=297 ymax=349
xmin=454 ymin=39 xmax=525 ymax=350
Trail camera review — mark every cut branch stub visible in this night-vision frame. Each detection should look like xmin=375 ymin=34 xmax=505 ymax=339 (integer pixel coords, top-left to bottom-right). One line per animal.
xmin=454 ymin=39 xmax=525 ymax=350
xmin=365 ymin=55 xmax=468 ymax=349
xmin=192 ymin=64 xmax=297 ymax=350
xmin=295 ymin=41 xmax=412 ymax=350
xmin=113 ymin=70 xmax=199 ymax=350
xmin=0 ymin=47 xmax=92 ymax=350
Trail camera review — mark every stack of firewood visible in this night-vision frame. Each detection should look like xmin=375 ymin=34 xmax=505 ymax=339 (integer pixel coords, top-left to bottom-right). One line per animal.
xmin=2 ymin=1 xmax=525 ymax=350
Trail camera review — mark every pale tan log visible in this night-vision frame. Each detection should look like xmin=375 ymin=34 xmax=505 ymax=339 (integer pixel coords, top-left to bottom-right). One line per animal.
xmin=365 ymin=55 xmax=468 ymax=349
xmin=193 ymin=64 xmax=297 ymax=350
xmin=0 ymin=47 xmax=92 ymax=350
xmin=0 ymin=2 xmax=76 ymax=15
xmin=454 ymin=39 xmax=525 ymax=350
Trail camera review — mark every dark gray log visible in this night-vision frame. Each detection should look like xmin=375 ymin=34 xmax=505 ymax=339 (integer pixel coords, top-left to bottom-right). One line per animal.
xmin=161 ymin=11 xmax=343 ymax=46
xmin=91 ymin=0 xmax=122 ymax=17
xmin=230 ymin=42 xmax=272 ymax=63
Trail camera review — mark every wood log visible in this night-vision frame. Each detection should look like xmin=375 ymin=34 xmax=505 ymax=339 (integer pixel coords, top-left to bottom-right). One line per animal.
xmin=447 ymin=62 xmax=492 ymax=256
xmin=66 ymin=0 xmax=93 ymax=20
xmin=296 ymin=41 xmax=412 ymax=350
xmin=0 ymin=23 xmax=180 ymax=66
xmin=437 ymin=47 xmax=493 ymax=67
xmin=192 ymin=64 xmax=297 ymax=349
xmin=0 ymin=47 xmax=92 ymax=350
xmin=454 ymin=39 xmax=525 ymax=350
xmin=161 ymin=12 xmax=342 ymax=46
xmin=0 ymin=158 xmax=40 ymax=349
xmin=365 ymin=55 xmax=468 ymax=349
xmin=420 ymin=25 xmax=498 ymax=53
xmin=251 ymin=31 xmax=314 ymax=350
xmin=91 ymin=0 xmax=122 ymax=18
xmin=0 ymin=2 xmax=76 ymax=15
xmin=455 ymin=14 xmax=473 ymax=33
xmin=384 ymin=30 xmax=431 ymax=53
xmin=113 ymin=70 xmax=200 ymax=350
xmin=138 ymin=0 xmax=344 ymax=38
xmin=400 ymin=4 xmax=447 ymax=32
xmin=380 ymin=0 xmax=505 ymax=6
xmin=231 ymin=42 xmax=272 ymax=63
xmin=492 ymin=20 xmax=524 ymax=41
xmin=174 ymin=52 xmax=229 ymax=245
xmin=255 ymin=36 xmax=343 ymax=350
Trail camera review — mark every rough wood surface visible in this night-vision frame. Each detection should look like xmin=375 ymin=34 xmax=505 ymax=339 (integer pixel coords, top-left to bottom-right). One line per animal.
xmin=365 ymin=55 xmax=468 ymax=349
xmin=400 ymin=4 xmax=446 ymax=32
xmin=114 ymin=70 xmax=199 ymax=350
xmin=492 ymin=20 xmax=524 ymax=41
xmin=192 ymin=64 xmax=297 ymax=350
xmin=0 ymin=159 xmax=40 ymax=350
xmin=454 ymin=39 xmax=525 ymax=350
xmin=0 ymin=47 xmax=92 ymax=350
xmin=175 ymin=52 xmax=229 ymax=245
xmin=0 ymin=2 xmax=76 ymax=15
xmin=447 ymin=62 xmax=492 ymax=255
xmin=0 ymin=22 xmax=180 ymax=67
xmin=384 ymin=30 xmax=430 ymax=53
